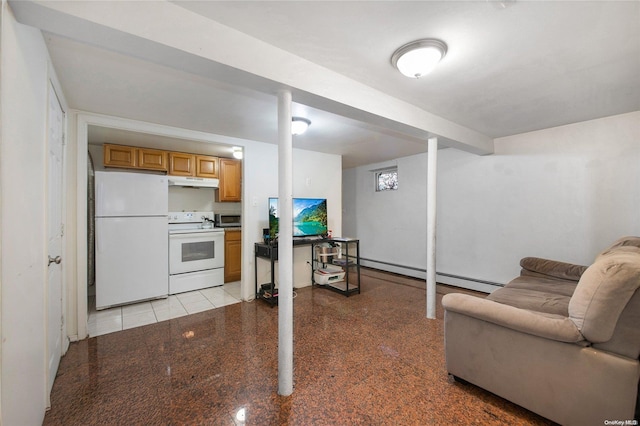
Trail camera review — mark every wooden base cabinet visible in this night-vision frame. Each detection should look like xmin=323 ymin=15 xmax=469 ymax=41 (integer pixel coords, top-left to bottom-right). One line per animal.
xmin=224 ymin=229 xmax=242 ymax=282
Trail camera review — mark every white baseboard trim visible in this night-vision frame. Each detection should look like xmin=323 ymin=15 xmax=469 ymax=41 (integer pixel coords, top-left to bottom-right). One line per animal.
xmin=436 ymin=274 xmax=498 ymax=294
xmin=360 ymin=258 xmax=502 ymax=294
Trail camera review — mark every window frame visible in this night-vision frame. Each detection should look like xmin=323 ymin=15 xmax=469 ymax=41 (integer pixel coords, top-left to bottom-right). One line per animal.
xmin=375 ymin=167 xmax=398 ymax=192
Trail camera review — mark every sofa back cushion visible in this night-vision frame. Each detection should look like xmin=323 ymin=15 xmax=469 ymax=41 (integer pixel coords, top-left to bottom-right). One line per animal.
xmin=520 ymin=257 xmax=587 ymax=282
xmin=601 ymin=236 xmax=640 ymax=253
xmin=569 ymin=247 xmax=640 ymax=344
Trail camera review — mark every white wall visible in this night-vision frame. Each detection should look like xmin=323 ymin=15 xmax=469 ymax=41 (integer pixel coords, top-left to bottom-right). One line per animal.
xmin=438 ymin=112 xmax=640 ymax=287
xmin=343 ymin=112 xmax=640 ymax=292
xmin=243 ymin=146 xmax=341 ymax=296
xmin=0 ymin=3 xmax=66 ymax=423
xmin=342 ymin=155 xmax=428 ymax=277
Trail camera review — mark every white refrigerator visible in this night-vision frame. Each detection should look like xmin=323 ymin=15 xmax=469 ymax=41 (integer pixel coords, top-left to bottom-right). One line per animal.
xmin=95 ymin=171 xmax=168 ymax=309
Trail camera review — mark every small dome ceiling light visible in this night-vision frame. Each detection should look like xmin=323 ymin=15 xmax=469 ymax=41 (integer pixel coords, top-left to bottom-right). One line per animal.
xmin=391 ymin=39 xmax=448 ymax=79
xmin=291 ymin=117 xmax=311 ymax=135
xmin=232 ymin=146 xmax=243 ymax=159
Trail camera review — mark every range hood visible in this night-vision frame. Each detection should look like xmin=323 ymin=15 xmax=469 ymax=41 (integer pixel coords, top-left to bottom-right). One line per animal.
xmin=168 ymin=176 xmax=219 ymax=188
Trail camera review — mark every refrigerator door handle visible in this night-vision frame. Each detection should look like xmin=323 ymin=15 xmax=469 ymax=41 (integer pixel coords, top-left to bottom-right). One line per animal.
xmin=97 ymin=182 xmax=103 ymax=214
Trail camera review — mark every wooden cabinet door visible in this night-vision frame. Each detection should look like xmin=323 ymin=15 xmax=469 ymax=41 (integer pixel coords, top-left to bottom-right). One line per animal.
xmin=169 ymin=152 xmax=195 ymax=176
xmin=224 ymin=230 xmax=242 ymax=282
xmin=217 ymin=158 xmax=242 ymax=202
xmin=104 ymin=144 xmax=137 ymax=168
xmin=195 ymin=155 xmax=219 ymax=178
xmin=138 ymin=148 xmax=168 ymax=171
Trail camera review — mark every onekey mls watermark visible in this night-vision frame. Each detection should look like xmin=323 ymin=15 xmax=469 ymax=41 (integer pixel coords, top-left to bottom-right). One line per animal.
xmin=603 ymin=421 xmax=638 ymax=425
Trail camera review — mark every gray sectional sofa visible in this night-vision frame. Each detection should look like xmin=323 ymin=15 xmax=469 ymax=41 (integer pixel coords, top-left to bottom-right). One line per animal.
xmin=442 ymin=236 xmax=640 ymax=425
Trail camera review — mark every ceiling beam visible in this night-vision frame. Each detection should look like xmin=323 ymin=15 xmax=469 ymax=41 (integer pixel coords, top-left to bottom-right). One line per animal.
xmin=10 ymin=0 xmax=494 ymax=155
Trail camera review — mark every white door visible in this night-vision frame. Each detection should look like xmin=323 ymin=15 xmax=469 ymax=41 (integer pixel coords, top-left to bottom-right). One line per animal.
xmin=47 ymin=82 xmax=64 ymax=399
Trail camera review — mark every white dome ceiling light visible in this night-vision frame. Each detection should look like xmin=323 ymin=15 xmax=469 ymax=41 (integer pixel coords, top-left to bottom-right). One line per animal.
xmin=232 ymin=146 xmax=243 ymax=159
xmin=391 ymin=39 xmax=448 ymax=79
xmin=291 ymin=117 xmax=311 ymax=135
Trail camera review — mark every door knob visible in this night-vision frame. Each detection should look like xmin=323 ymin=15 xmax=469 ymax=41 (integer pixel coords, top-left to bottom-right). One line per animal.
xmin=48 ymin=255 xmax=62 ymax=266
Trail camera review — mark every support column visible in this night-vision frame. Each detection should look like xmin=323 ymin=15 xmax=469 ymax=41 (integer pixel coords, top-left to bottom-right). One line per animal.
xmin=426 ymin=137 xmax=438 ymax=319
xmin=277 ymin=89 xmax=294 ymax=395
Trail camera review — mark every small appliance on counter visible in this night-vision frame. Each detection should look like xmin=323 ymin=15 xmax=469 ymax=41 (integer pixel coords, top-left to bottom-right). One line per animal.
xmin=214 ymin=213 xmax=241 ymax=228
xmin=168 ymin=211 xmax=225 ymax=294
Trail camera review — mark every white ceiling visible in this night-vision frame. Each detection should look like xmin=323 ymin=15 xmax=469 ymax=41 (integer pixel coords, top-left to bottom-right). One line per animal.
xmin=178 ymin=0 xmax=640 ymax=137
xmin=14 ymin=1 xmax=640 ymax=168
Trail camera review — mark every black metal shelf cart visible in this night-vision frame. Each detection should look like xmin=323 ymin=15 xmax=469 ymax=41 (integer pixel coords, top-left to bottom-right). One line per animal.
xmin=311 ymin=237 xmax=360 ymax=296
xmin=254 ymin=242 xmax=279 ymax=306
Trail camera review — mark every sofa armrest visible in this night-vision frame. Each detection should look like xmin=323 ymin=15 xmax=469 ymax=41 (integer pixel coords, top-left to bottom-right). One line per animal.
xmin=442 ymin=293 xmax=584 ymax=343
xmin=520 ymin=257 xmax=588 ymax=282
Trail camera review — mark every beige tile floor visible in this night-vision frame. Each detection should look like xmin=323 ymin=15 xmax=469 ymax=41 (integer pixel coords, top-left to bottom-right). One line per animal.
xmin=88 ymin=281 xmax=242 ymax=337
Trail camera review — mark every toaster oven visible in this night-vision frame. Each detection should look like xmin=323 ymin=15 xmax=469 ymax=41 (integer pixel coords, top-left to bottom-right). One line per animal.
xmin=214 ymin=214 xmax=241 ymax=228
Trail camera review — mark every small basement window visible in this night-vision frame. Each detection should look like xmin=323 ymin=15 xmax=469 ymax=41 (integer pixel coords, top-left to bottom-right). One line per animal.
xmin=375 ymin=167 xmax=398 ymax=191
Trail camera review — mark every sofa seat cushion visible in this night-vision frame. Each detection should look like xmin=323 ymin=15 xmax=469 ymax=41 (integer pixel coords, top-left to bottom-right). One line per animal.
xmin=487 ymin=284 xmax=572 ymax=316
xmin=506 ymin=276 xmax=578 ymax=297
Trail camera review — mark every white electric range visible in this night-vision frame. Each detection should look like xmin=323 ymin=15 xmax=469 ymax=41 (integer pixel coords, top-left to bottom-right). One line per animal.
xmin=168 ymin=211 xmax=225 ymax=294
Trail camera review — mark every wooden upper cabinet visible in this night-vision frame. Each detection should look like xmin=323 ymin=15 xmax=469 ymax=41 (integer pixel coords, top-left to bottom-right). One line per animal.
xmin=138 ymin=148 xmax=168 ymax=172
xmin=217 ymin=158 xmax=242 ymax=202
xmin=103 ymin=144 xmax=222 ymax=178
xmin=104 ymin=144 xmax=137 ymax=169
xmin=195 ymin=155 xmax=219 ymax=178
xmin=169 ymin=152 xmax=195 ymax=176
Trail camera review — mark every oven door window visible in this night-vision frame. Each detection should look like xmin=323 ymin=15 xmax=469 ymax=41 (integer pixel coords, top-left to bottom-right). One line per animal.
xmin=182 ymin=241 xmax=214 ymax=262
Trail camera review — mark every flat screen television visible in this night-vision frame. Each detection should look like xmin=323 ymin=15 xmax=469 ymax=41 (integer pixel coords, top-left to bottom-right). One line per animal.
xmin=269 ymin=197 xmax=327 ymax=238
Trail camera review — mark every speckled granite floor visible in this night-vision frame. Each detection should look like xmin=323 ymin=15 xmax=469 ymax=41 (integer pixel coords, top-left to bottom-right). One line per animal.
xmin=44 ymin=270 xmax=554 ymax=425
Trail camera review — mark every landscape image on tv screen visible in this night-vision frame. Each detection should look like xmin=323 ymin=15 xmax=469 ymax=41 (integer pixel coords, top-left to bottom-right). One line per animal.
xmin=269 ymin=197 xmax=328 ymax=238
xmin=269 ymin=197 xmax=279 ymax=238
